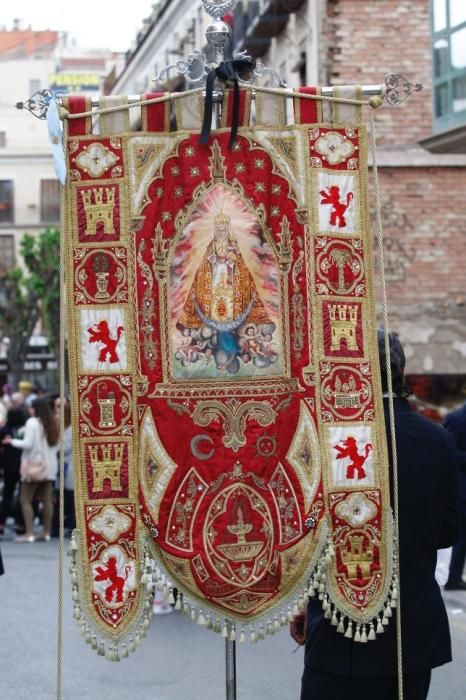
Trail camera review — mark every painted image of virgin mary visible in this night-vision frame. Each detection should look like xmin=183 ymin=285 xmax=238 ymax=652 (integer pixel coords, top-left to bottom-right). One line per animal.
xmin=176 ymin=212 xmax=277 ymax=374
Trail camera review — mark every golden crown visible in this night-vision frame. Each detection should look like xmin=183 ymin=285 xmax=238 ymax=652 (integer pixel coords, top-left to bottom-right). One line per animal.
xmin=214 ymin=212 xmax=230 ymax=226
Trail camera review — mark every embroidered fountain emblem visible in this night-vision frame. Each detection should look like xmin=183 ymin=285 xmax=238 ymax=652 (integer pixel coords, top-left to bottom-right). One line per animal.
xmin=218 ymin=505 xmax=263 ymax=562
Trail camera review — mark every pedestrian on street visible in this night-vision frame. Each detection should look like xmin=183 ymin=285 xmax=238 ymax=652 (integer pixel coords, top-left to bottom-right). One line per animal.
xmin=291 ymin=331 xmax=458 ymax=700
xmin=2 ymin=398 xmax=59 ymax=542
xmin=443 ymin=397 xmax=466 ymax=590
xmin=51 ymin=397 xmax=76 ymax=537
xmin=0 ymin=407 xmax=28 ymax=536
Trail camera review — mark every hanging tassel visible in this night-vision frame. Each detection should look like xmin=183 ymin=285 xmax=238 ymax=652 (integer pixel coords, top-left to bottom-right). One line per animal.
xmin=239 ymin=627 xmax=246 ymax=644
xmin=273 ymin=618 xmax=281 ymax=633
xmin=105 ymin=646 xmax=114 ymax=662
xmin=91 ymin=635 xmax=98 ymax=651
xmin=183 ymin=601 xmax=190 ymax=616
xmin=113 ymin=646 xmax=121 ymax=662
xmin=384 ymin=604 xmax=392 ymax=618
xmin=344 ymin=621 xmax=353 ymax=639
xmin=336 ymin=616 xmax=345 ymax=634
xmin=215 ymin=618 xmax=222 ymax=634
xmin=377 ymin=617 xmax=385 ymax=634
xmin=85 ymin=629 xmax=91 ymax=644
xmin=135 ymin=632 xmax=141 ymax=646
xmin=97 ymin=641 xmax=105 ymax=657
xmin=280 ymin=612 xmax=287 ymax=627
xmin=206 ymin=615 xmax=213 ymax=630
xmin=128 ymin=637 xmax=136 ymax=653
xmin=331 ymin=611 xmax=338 ymax=627
xmin=258 ymin=625 xmax=265 ymax=640
xmin=230 ymin=625 xmax=236 ymax=642
xmin=198 ymin=610 xmax=206 ymax=626
xmin=222 ymin=621 xmax=228 ymax=638
xmin=175 ymin=595 xmax=182 ymax=611
xmin=190 ymin=607 xmax=197 ymax=622
xmin=307 ymin=583 xmax=316 ymax=598
xmin=354 ymin=625 xmax=361 ymax=643
xmin=266 ymin=621 xmax=273 ymax=636
xmin=169 ymin=589 xmax=176 ymax=606
xmin=250 ymin=626 xmax=257 ymax=644
xmin=360 ymin=625 xmax=368 ymax=643
xmin=121 ymin=644 xmax=129 ymax=659
xmin=287 ymin=608 xmax=294 ymax=622
xmin=368 ymin=623 xmax=376 ymax=641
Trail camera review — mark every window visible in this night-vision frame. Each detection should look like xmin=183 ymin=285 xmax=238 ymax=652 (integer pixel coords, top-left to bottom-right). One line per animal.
xmin=40 ymin=179 xmax=60 ymax=223
xmin=0 ymin=181 xmax=14 ymax=224
xmin=0 ymin=235 xmax=15 ymax=268
xmin=431 ymin=0 xmax=466 ymax=131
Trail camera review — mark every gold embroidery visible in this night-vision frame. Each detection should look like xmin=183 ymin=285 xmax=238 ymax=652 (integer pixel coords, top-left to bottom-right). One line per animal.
xmin=89 ymin=444 xmax=124 ymax=491
xmin=192 ymin=398 xmax=277 ymax=452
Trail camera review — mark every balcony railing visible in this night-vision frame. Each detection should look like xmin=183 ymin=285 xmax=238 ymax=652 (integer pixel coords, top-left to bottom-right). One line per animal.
xmin=231 ymin=0 xmax=305 ymax=58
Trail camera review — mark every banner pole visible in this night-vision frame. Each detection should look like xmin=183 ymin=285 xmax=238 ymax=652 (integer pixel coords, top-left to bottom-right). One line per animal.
xmin=225 ymin=638 xmax=237 ymax=700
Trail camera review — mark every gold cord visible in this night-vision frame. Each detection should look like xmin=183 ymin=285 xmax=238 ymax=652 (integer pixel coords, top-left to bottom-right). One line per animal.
xmin=56 ymin=117 xmax=67 ymax=700
xmin=62 ymin=84 xmax=382 ymax=120
xmin=370 ymin=106 xmax=404 ymax=699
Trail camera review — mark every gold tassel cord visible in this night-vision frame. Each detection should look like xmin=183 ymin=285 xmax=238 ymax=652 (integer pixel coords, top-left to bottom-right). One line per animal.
xmin=58 ymin=83 xmax=383 ymax=122
xmin=370 ymin=106 xmax=404 ymax=700
xmin=56 ymin=116 xmax=68 ymax=700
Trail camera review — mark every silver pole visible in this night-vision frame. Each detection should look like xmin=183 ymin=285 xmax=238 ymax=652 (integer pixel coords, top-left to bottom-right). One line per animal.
xmin=82 ymin=84 xmax=384 ymax=109
xmin=225 ymin=637 xmax=237 ymax=700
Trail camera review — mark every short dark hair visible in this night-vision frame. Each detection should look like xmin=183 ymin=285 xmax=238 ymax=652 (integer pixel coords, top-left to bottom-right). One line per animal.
xmin=377 ymin=330 xmax=410 ymax=398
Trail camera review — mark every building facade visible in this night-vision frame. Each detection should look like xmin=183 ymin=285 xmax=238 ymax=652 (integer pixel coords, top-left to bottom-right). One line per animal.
xmin=111 ymin=0 xmax=466 ymax=407
xmin=0 ymin=29 xmax=122 ymax=385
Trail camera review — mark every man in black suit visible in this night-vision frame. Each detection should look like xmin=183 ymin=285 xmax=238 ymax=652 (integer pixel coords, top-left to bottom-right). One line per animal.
xmin=291 ymin=331 xmax=458 ymax=700
xmin=443 ymin=399 xmax=466 ymax=590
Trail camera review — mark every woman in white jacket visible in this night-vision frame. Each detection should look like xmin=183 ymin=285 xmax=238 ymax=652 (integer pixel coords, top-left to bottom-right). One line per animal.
xmin=2 ymin=398 xmax=59 ymax=542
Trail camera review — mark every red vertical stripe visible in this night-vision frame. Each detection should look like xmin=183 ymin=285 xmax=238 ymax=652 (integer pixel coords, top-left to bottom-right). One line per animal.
xmin=64 ymin=95 xmax=92 ymax=135
xmin=143 ymin=92 xmax=168 ymax=132
xmin=294 ymin=86 xmax=321 ymax=124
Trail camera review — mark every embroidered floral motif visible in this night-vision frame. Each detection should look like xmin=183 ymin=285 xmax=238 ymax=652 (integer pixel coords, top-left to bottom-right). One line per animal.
xmin=334 ymin=492 xmax=378 ymax=528
xmin=315 ymin=131 xmax=355 ymax=165
xmin=89 ymin=505 xmax=132 ymax=542
xmin=76 ymin=143 xmax=118 ymax=178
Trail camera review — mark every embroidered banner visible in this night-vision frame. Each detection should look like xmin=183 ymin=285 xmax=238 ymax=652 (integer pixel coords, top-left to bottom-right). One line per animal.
xmin=64 ymin=89 xmax=394 ymax=656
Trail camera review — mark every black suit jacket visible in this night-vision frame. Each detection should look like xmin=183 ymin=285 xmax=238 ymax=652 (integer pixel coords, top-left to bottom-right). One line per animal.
xmin=443 ymin=402 xmax=466 ymax=504
xmin=304 ymin=398 xmax=458 ymax=677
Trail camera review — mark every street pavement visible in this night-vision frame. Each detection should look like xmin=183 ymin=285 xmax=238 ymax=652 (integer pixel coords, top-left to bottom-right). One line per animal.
xmin=0 ymin=536 xmax=465 ymax=700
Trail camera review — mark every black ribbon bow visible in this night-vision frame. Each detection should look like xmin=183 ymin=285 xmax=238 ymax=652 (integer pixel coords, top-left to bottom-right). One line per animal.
xmin=199 ymin=57 xmax=256 ymax=150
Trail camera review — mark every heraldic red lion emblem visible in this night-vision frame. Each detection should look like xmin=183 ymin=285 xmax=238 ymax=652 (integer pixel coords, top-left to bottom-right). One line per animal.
xmin=320 ymin=185 xmax=354 ymax=228
xmin=334 ymin=436 xmax=372 ymax=480
xmin=94 ymin=556 xmax=131 ymax=603
xmin=87 ymin=320 xmax=124 ymax=363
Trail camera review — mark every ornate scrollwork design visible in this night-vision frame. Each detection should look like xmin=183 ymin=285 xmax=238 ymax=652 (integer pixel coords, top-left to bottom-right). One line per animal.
xmin=384 ymin=73 xmax=423 ymax=105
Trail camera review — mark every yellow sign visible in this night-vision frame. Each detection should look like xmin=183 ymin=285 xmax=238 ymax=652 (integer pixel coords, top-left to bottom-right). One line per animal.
xmin=49 ymin=73 xmax=100 ymax=92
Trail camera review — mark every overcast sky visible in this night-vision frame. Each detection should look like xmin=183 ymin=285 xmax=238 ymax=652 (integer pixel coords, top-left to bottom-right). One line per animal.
xmin=2 ymin=1 xmax=155 ymax=52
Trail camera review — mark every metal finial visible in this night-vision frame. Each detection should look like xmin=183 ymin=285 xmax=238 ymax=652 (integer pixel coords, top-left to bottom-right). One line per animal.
xmin=15 ymin=89 xmax=54 ymax=120
xmin=384 ymin=74 xmax=423 ymax=105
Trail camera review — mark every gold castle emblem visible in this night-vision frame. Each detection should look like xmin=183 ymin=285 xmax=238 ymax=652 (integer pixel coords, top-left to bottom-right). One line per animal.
xmin=89 ymin=443 xmax=124 ymax=491
xmin=217 ymin=506 xmax=263 ymax=562
xmin=328 ymin=304 xmax=358 ymax=351
xmin=339 ymin=534 xmax=374 ymax=579
xmin=81 ymin=188 xmax=115 ymax=235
